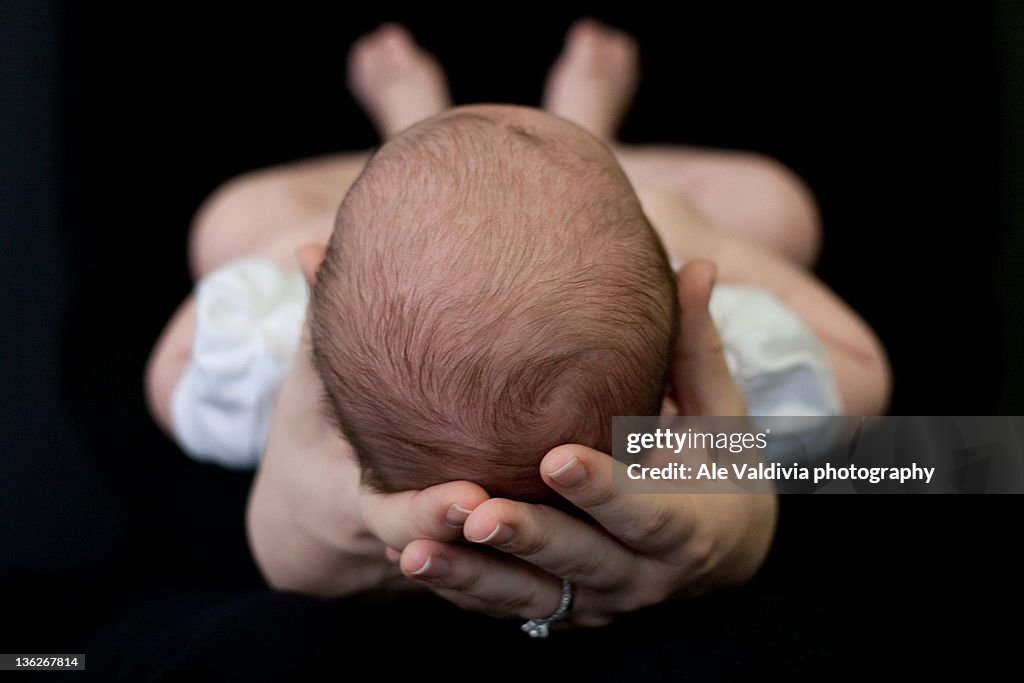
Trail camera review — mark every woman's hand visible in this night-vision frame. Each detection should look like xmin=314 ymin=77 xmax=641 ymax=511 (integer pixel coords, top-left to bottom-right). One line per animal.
xmin=245 ymin=316 xmax=491 ymax=597
xmin=396 ymin=446 xmax=776 ymax=625
xmin=246 ymin=437 xmax=490 ymax=596
xmin=247 ymin=259 xmax=776 ymax=623
xmin=392 ymin=259 xmax=777 ymax=625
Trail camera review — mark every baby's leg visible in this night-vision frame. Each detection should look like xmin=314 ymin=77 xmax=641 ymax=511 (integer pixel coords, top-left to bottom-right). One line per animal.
xmin=616 ymin=146 xmax=821 ymax=266
xmin=542 ymin=19 xmax=638 ymax=142
xmin=348 ymin=23 xmax=452 ymax=140
xmin=188 ymin=153 xmax=367 ymax=277
xmin=543 ymin=20 xmax=820 ymax=266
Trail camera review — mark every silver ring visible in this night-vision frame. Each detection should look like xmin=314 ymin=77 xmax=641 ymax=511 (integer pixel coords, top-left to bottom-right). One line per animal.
xmin=520 ymin=579 xmax=574 ymax=638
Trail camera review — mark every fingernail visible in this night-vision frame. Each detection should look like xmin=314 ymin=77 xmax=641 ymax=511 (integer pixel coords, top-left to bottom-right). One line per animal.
xmin=411 ymin=554 xmax=449 ymax=578
xmin=469 ymin=522 xmax=513 ymax=545
xmin=445 ymin=503 xmax=473 ymax=527
xmin=546 ymin=456 xmax=586 ymax=487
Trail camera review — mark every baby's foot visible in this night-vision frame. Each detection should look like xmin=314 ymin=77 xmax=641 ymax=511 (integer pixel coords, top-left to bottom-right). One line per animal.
xmin=348 ymin=24 xmax=452 ymax=139
xmin=542 ymin=19 xmax=639 ymax=141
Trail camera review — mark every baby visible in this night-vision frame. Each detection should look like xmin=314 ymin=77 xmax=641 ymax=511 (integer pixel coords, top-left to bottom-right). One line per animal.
xmin=309 ymin=107 xmax=676 ymax=501
xmin=146 ymin=21 xmax=889 ymax=502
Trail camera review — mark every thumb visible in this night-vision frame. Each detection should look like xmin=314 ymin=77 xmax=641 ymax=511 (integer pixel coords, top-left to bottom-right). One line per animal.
xmin=671 ymin=259 xmax=747 ymax=416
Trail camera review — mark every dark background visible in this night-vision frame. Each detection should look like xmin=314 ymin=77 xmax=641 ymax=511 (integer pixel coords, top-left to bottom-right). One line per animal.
xmin=2 ymin=1 xmax=1020 ymax=678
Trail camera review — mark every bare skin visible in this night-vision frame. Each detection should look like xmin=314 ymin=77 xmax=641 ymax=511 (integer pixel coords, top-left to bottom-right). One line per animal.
xmin=348 ymin=23 xmax=451 ymax=140
xmin=542 ymin=18 xmax=639 ymax=141
xmin=146 ymin=20 xmax=888 ymax=623
xmin=163 ymin=20 xmax=885 ymax=435
xmin=187 ymin=21 xmax=819 ymax=280
xmin=246 ymin=253 xmax=774 ymax=620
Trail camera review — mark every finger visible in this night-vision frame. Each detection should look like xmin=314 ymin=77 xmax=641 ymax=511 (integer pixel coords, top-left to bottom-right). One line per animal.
xmin=540 ymin=444 xmax=699 ymax=557
xmin=399 ymin=539 xmax=611 ymax=627
xmin=460 ymin=498 xmax=637 ymax=591
xmin=400 ymin=539 xmax=559 ymax=618
xmin=672 ymin=259 xmax=747 ymax=417
xmin=359 ymin=480 xmax=490 ymax=549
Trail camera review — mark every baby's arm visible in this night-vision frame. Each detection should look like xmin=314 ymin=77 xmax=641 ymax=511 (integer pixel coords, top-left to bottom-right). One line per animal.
xmin=188 ymin=152 xmax=368 ymax=278
xmin=639 ymin=190 xmax=891 ymax=415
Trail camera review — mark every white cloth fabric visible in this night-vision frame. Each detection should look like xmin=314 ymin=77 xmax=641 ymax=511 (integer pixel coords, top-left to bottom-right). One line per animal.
xmin=709 ymin=283 xmax=842 ymax=459
xmin=171 ymin=258 xmax=308 ymax=468
xmin=171 ymin=258 xmax=841 ymax=468
xmin=709 ymin=283 xmax=841 ymax=418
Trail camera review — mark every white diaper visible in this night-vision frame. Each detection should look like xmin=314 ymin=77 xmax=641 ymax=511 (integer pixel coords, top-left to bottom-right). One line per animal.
xmin=171 ymin=258 xmax=308 ymax=468
xmin=708 ymin=283 xmax=842 ymax=459
xmin=709 ymin=283 xmax=841 ymax=417
xmin=171 ymin=258 xmax=840 ymax=468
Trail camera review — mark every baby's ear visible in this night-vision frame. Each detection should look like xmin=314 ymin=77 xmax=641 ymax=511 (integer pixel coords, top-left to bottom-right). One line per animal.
xmin=296 ymin=244 xmax=327 ymax=287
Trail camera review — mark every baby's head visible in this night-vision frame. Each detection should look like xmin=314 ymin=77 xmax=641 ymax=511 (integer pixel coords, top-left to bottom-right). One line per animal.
xmin=311 ymin=105 xmax=677 ymax=501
